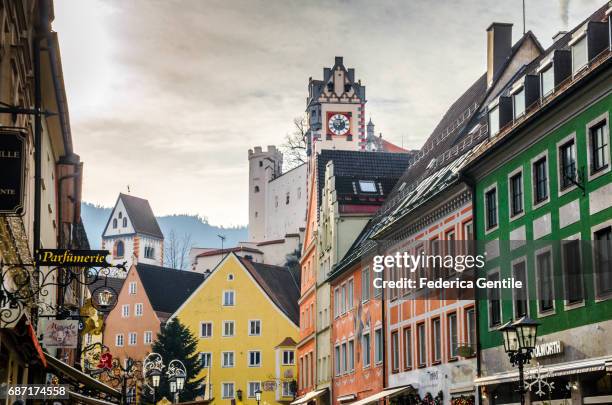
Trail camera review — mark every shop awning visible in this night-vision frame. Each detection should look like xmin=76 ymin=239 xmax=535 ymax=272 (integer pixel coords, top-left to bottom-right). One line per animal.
xmin=474 ymin=355 xmax=612 ymax=386
xmin=347 ymin=385 xmax=414 ymax=405
xmin=45 ymin=354 xmax=120 ymax=400
xmin=290 ymin=388 xmax=328 ymax=405
xmin=68 ymin=391 xmax=118 ymax=405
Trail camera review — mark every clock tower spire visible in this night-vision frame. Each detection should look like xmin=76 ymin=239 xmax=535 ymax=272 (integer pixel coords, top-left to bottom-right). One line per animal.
xmin=305 ymin=56 xmax=366 ymax=156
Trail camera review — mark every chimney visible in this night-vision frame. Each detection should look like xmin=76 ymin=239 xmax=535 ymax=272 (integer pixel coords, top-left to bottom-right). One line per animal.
xmin=552 ymin=30 xmax=568 ymax=42
xmin=487 ymin=23 xmax=513 ymax=86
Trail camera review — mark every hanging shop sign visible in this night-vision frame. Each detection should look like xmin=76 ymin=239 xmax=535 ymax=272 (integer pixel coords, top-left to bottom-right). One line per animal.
xmin=39 ymin=319 xmax=79 ymax=349
xmin=36 ymin=249 xmax=111 ymax=267
xmin=0 ymin=130 xmax=26 ymax=215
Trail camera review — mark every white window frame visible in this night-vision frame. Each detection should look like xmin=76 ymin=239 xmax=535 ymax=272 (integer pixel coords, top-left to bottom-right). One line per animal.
xmin=592 ymin=220 xmax=612 ymax=302
xmin=531 ymin=150 xmax=550 ymax=210
xmin=248 ymin=350 xmax=262 ymax=367
xmin=535 ymin=245 xmax=556 ymax=317
xmin=144 ymin=331 xmax=153 ymax=345
xmin=221 ymin=382 xmax=235 ymax=399
xmin=569 ymin=29 xmax=588 ymax=75
xmin=511 ymin=256 xmax=529 ymax=319
xmin=561 ymin=233 xmax=585 ymax=310
xmin=507 ymin=166 xmax=525 ymax=220
xmin=200 ymin=321 xmax=213 ymax=338
xmin=448 ymin=312 xmax=458 ymax=359
xmin=362 ymin=330 xmax=371 ymax=369
xmin=557 ymin=133 xmax=578 ymax=197
xmin=511 ymin=82 xmax=526 ymax=119
xmin=374 ymin=328 xmax=383 ymax=365
xmin=248 ymin=319 xmax=261 ymax=336
xmin=586 ymin=112 xmax=610 ymax=181
xmin=362 ymin=266 xmax=370 ymax=302
xmin=128 ymin=282 xmax=137 ymax=295
xmin=487 ymin=268 xmax=502 ymax=330
xmin=115 ymin=334 xmax=124 ymax=347
xmin=282 ymin=350 xmax=295 ymax=365
xmin=538 ymin=59 xmax=555 ymax=97
xmin=135 ymin=303 xmax=143 ymax=317
xmin=200 ymin=352 xmax=212 ymax=368
xmin=488 ymin=100 xmax=500 ymax=137
xmin=484 ymin=183 xmax=499 ymax=234
xmin=222 ymin=320 xmax=235 ymax=337
xmin=121 ymin=304 xmax=129 ymax=318
xmin=247 ymin=381 xmax=261 ymax=398
xmin=222 ymin=290 xmax=235 ymax=306
xmin=128 ymin=332 xmax=137 ymax=346
xmin=282 ymin=381 xmax=293 ymax=397
xmin=222 ymin=351 xmax=235 ymax=368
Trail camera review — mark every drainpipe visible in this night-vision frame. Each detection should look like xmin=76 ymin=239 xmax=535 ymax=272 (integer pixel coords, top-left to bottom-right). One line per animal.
xmin=460 ymin=173 xmax=482 ymax=404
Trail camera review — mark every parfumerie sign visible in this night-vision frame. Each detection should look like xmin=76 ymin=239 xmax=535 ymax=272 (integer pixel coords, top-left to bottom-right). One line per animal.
xmin=36 ymin=249 xmax=111 ymax=267
xmin=0 ymin=130 xmax=26 ymax=215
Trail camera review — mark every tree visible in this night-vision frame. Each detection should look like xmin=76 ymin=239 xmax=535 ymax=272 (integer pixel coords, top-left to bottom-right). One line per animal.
xmin=164 ymin=230 xmax=192 ymax=270
xmin=280 ymin=116 xmax=308 ymax=169
xmin=150 ymin=319 xmax=204 ymax=402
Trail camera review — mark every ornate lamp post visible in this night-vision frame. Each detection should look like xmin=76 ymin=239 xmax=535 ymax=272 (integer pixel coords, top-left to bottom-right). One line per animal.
xmin=144 ymin=354 xmax=189 ymax=404
xmin=167 ymin=359 xmax=187 ymax=403
xmin=144 ymin=353 xmax=164 ymax=404
xmin=498 ymin=316 xmax=540 ymax=405
xmin=255 ymin=389 xmax=262 ymax=405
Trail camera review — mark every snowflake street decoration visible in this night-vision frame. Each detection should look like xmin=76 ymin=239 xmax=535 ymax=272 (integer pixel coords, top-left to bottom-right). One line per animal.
xmin=524 ymin=362 xmax=555 ymax=397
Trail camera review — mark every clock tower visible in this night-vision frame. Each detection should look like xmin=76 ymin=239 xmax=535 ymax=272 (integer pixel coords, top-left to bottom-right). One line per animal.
xmin=305 ymin=57 xmax=366 ymax=156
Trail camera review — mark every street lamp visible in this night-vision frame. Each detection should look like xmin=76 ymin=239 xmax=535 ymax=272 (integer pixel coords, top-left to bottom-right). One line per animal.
xmin=498 ymin=316 xmax=540 ymax=405
xmin=148 ymin=368 xmax=162 ymax=389
xmin=175 ymin=368 xmax=186 ymax=391
xmin=255 ymin=389 xmax=262 ymax=405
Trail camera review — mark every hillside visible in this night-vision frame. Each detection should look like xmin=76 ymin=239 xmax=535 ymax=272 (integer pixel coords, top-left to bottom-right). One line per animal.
xmin=81 ymin=202 xmax=248 ymax=250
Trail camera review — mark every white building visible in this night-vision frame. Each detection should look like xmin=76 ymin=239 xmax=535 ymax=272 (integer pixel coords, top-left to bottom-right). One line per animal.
xmin=101 ymin=193 xmax=164 ymax=273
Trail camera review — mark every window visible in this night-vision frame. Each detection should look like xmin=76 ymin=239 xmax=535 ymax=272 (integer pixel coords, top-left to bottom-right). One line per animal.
xmin=144 ymin=246 xmax=155 ymax=259
xmin=223 ymin=321 xmax=235 ymax=337
xmin=362 ymin=332 xmax=371 ymax=368
xmin=144 ymin=331 xmax=153 ymax=345
xmin=249 ymin=320 xmax=261 ymax=336
xmin=417 ymin=323 xmax=426 ymax=366
xmin=347 ymin=279 xmax=354 ymax=310
xmin=122 ymin=217 xmax=128 ymax=227
xmin=200 ymin=322 xmax=212 ymax=338
xmin=595 ymin=227 xmax=612 ymax=297
xmin=118 ymin=212 xmax=123 ymax=219
xmin=334 ymin=346 xmax=341 ymax=376
xmin=116 ymin=334 xmax=124 ymax=347
xmin=128 ymin=332 xmax=137 ymax=346
xmin=571 ymin=35 xmax=587 ymax=74
xmin=283 ymin=350 xmax=295 ymax=365
xmin=282 ymin=381 xmax=293 ymax=397
xmin=536 ymin=250 xmax=554 ymax=313
xmin=222 ymin=352 xmax=235 ymax=368
xmin=513 ymin=260 xmax=528 ymax=318
xmin=362 ymin=267 xmax=370 ymax=301
xmin=113 ymin=218 xmax=117 ymax=229
xmin=248 ymin=382 xmax=261 ymax=398
xmin=135 ymin=303 xmax=143 ymax=317
xmin=341 ymin=285 xmax=346 ymax=314
xmin=488 ymin=272 xmax=502 ymax=327
xmin=341 ymin=342 xmax=347 ymax=373
xmin=448 ymin=313 xmax=458 ymax=358
xmin=485 ymin=187 xmax=498 ymax=230
xmin=248 ymin=351 xmax=261 ymax=367
xmin=489 ymin=105 xmax=500 ymax=136
xmin=533 ymin=157 xmax=548 ymax=204
xmin=348 ymin=340 xmax=355 ymax=372
xmin=559 ymin=139 xmax=576 ymax=190
xmin=391 ymin=331 xmax=399 ymax=372
xmin=358 ymin=180 xmax=377 ymax=193
xmin=223 ymin=290 xmax=235 ymax=306
xmin=259 ymin=160 xmax=263 ymax=167
xmin=590 ymin=121 xmax=609 ymax=174
xmin=254 ymin=185 xmax=260 ymax=193
xmin=403 ymin=328 xmax=412 ymax=369
xmin=122 ymin=304 xmax=129 ymax=318
xmin=540 ymin=65 xmax=554 ymax=96
xmin=463 ymin=221 xmax=474 ymax=242
xmin=334 ymin=288 xmax=340 ymax=318
xmin=222 ymin=382 xmax=234 ymax=399
xmin=286 ymin=192 xmax=290 ymax=205
xmin=513 ymin=86 xmax=525 ymax=118
xmin=116 ymin=240 xmax=125 ymax=258
xmin=128 ymin=282 xmax=137 ymax=295
xmin=432 ymin=318 xmax=441 ymax=362
xmin=563 ymin=239 xmax=583 ymax=304
xmin=509 ymin=172 xmax=523 ymax=216
xmin=466 ymin=308 xmax=476 ymax=348
xmin=374 ymin=329 xmax=383 ymax=364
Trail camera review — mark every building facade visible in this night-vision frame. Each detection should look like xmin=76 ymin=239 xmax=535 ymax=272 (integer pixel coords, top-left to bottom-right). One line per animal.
xmin=169 ymin=254 xmax=300 ymax=405
xmin=466 ymin=7 xmax=612 ymax=403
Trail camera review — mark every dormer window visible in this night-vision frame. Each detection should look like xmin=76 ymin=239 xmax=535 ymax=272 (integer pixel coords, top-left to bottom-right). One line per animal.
xmin=112 ymin=218 xmax=118 ymax=229
xmin=512 ymin=85 xmax=525 ymax=119
xmin=540 ymin=64 xmax=554 ymax=97
xmin=122 ymin=218 xmax=128 ymax=227
xmin=488 ymin=104 xmax=500 ymax=137
xmin=570 ymin=31 xmax=588 ymax=74
xmin=118 ymin=212 xmax=122 ymax=219
xmin=358 ymin=180 xmax=377 ymax=193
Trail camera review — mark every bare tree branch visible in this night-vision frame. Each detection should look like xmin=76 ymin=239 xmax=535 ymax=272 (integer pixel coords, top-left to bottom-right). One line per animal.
xmin=280 ymin=116 xmax=307 ymax=169
xmin=165 ymin=230 xmax=193 ymax=270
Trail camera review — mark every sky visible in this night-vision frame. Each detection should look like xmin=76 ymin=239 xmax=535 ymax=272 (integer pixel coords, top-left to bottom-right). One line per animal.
xmin=53 ymin=0 xmax=601 ymax=227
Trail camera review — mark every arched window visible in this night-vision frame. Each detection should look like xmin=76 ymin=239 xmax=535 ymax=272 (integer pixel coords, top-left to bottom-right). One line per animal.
xmin=123 ymin=218 xmax=128 ymax=227
xmin=254 ymin=186 xmax=260 ymax=193
xmin=118 ymin=212 xmax=122 ymax=219
xmin=112 ymin=219 xmax=117 ymax=229
xmin=115 ymin=240 xmax=125 ymax=258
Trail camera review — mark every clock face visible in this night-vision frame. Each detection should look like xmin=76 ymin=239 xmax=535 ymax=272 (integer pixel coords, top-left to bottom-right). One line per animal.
xmin=328 ymin=113 xmax=350 ymax=136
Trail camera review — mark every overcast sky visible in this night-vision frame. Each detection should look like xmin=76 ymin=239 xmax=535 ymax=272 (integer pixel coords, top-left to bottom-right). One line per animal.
xmin=53 ymin=0 xmax=601 ymax=226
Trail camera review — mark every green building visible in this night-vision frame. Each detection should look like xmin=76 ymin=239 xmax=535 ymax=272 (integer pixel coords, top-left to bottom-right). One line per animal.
xmin=463 ymin=5 xmax=612 ymax=404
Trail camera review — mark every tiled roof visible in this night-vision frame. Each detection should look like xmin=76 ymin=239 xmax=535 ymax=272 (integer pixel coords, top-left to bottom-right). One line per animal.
xmin=238 ymin=257 xmax=301 ymax=325
xmin=135 ymin=263 xmax=206 ymax=315
xmin=276 ymin=336 xmax=298 ymax=347
xmin=196 ymin=246 xmax=263 ymax=258
xmin=118 ymin=193 xmax=164 ymax=239
xmin=316 ymin=150 xmax=414 ymax=210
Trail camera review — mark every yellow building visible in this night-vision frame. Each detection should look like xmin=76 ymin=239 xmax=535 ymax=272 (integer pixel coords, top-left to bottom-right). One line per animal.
xmin=169 ymin=253 xmax=300 ymax=405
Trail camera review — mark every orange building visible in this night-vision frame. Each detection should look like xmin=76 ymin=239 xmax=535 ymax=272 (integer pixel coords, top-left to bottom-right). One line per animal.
xmin=102 ymin=264 xmax=205 ymax=363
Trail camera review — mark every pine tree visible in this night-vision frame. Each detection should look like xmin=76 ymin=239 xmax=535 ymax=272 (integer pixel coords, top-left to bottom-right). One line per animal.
xmin=150 ymin=319 xmax=204 ymax=402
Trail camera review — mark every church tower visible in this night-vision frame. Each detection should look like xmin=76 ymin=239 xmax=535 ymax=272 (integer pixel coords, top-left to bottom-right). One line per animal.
xmin=305 ymin=57 xmax=367 ymax=156
xmin=247 ymin=146 xmax=283 ymax=241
